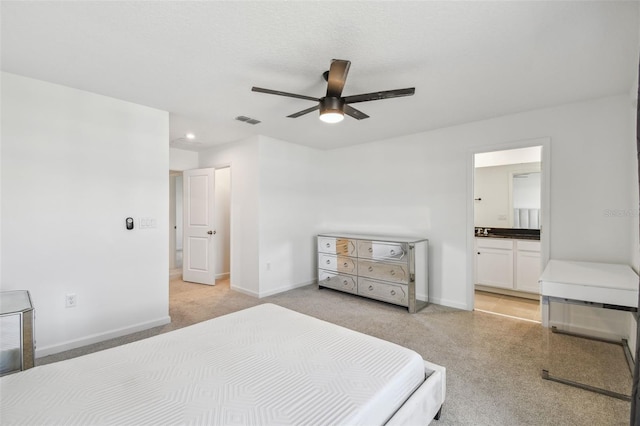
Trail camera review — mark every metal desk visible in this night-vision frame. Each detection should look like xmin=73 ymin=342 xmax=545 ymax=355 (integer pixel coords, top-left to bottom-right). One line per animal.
xmin=539 ymin=260 xmax=638 ymax=401
xmin=0 ymin=291 xmax=35 ymax=376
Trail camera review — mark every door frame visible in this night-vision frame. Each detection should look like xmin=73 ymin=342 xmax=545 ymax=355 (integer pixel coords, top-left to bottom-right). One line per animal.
xmin=466 ymin=137 xmax=551 ymax=311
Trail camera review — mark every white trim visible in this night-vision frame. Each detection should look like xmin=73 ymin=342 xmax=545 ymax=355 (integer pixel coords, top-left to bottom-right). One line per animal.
xmin=230 ymin=284 xmax=259 ymax=297
xmin=216 ymin=272 xmax=230 ymax=280
xmin=428 ymin=296 xmax=467 ymax=311
xmin=467 ymin=137 xmax=551 ymax=312
xmin=35 ymin=316 xmax=171 ymax=358
xmin=258 ymin=279 xmax=317 ymax=298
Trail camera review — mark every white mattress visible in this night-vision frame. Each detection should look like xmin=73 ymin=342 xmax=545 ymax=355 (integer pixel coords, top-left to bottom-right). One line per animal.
xmin=0 ymin=304 xmax=426 ymax=425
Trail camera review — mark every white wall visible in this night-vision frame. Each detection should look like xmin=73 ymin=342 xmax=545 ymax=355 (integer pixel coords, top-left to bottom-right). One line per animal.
xmin=214 ymin=167 xmax=230 ymax=278
xmin=1 ymin=73 xmax=170 ymax=356
xmin=169 ymin=148 xmax=198 ymax=171
xmin=198 ymin=135 xmax=321 ymax=297
xmin=319 ymin=94 xmax=636 ymax=310
xmin=258 ymin=136 xmax=321 ymax=297
xmin=198 ymin=136 xmax=260 ymax=296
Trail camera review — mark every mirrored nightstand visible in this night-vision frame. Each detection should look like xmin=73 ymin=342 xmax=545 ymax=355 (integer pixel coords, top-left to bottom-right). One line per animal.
xmin=1 ymin=290 xmax=35 ymax=376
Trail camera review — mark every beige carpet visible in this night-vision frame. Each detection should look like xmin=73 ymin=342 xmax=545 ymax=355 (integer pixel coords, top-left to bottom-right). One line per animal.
xmin=38 ymin=277 xmax=632 ymax=425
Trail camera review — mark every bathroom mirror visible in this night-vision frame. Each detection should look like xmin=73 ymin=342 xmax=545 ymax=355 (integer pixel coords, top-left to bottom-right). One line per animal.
xmin=511 ymin=170 xmax=541 ymax=229
xmin=474 ymin=146 xmax=542 ymax=229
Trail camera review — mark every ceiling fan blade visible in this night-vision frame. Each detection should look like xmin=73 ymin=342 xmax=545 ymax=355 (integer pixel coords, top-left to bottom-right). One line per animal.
xmin=287 ymin=104 xmax=320 ymax=118
xmin=344 ymin=105 xmax=369 ymax=120
xmin=343 ymin=87 xmax=415 ymax=104
xmin=326 ymin=59 xmax=351 ymax=98
xmin=252 ymin=87 xmax=318 ymax=102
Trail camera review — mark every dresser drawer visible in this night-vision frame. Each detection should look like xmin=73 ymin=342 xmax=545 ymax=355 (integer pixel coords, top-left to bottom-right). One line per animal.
xmin=319 ymin=254 xmax=357 ymax=275
xmin=358 ymin=259 xmax=409 ymax=284
xmin=318 ymin=237 xmax=357 ymax=256
xmin=358 ymin=277 xmax=408 ymax=306
xmin=357 ymin=240 xmax=409 ymax=262
xmin=318 ymin=270 xmax=357 ymax=294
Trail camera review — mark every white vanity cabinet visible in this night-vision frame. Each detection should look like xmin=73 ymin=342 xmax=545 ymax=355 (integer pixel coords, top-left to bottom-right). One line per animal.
xmin=317 ymin=233 xmax=428 ymax=313
xmin=475 ymin=239 xmax=514 ymax=289
xmin=515 ymin=241 xmax=542 ymax=293
xmin=475 ymin=238 xmax=541 ymax=294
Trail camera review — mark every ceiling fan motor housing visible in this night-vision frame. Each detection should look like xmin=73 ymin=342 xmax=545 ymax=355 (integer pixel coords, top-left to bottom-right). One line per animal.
xmin=320 ymin=97 xmax=344 ymax=115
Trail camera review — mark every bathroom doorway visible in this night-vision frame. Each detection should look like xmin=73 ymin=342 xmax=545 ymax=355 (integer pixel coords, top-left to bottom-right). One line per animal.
xmin=469 ymin=139 xmax=550 ymax=321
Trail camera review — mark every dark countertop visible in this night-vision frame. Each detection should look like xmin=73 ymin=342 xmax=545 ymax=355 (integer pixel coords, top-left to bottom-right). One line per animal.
xmin=475 ymin=227 xmax=540 ymax=241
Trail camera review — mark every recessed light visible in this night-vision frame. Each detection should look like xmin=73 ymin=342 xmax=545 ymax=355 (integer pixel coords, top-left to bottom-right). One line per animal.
xmin=186 ymin=133 xmax=196 ymax=140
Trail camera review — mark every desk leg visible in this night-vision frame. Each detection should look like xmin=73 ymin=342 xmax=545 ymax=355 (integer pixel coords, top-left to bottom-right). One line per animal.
xmin=541 ymin=295 xmax=550 ymax=328
xmin=542 ymin=326 xmax=633 ymax=401
xmin=541 ymin=369 xmax=631 ymax=401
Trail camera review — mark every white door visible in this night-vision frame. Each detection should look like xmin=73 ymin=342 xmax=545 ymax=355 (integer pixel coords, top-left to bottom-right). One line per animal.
xmin=183 ymin=168 xmax=216 ymax=285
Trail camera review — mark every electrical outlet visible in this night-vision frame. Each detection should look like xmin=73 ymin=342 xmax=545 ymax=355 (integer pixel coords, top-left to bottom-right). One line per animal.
xmin=65 ymin=293 xmax=77 ymax=308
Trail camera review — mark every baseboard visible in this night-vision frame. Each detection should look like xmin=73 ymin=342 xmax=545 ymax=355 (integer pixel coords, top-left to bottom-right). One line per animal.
xmin=258 ymin=279 xmax=316 ymax=298
xmin=230 ymin=285 xmax=259 ymax=297
xmin=216 ymin=272 xmax=230 ymax=280
xmin=35 ymin=315 xmax=171 ymax=358
xmin=428 ymin=296 xmax=468 ymax=311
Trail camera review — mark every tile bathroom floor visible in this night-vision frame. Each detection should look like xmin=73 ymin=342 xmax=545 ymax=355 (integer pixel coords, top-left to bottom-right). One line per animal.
xmin=474 ymin=290 xmax=541 ymax=322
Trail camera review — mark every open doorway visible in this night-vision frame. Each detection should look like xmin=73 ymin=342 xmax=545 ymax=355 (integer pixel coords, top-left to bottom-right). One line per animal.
xmin=168 ymin=168 xmax=231 ymax=282
xmin=169 ymin=171 xmax=183 ymax=278
xmin=470 ymin=141 xmax=549 ymax=322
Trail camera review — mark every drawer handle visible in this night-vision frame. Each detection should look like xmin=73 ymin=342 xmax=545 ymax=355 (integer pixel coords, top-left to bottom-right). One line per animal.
xmin=326 ymin=260 xmax=330 ymax=264
xmin=368 ymin=247 xmax=373 ymax=253
xmin=343 ymin=280 xmax=349 ymax=286
xmin=368 ymin=285 xmax=374 ymax=291
xmin=343 ymin=262 xmax=348 ymax=267
xmin=326 ymin=276 xmax=331 ymax=281
xmin=326 ymin=243 xmax=331 ymax=248
xmin=368 ymin=266 xmax=373 ymax=272
xmin=390 ymin=270 xmax=396 ymax=276
xmin=390 ymin=290 xmax=396 ymax=296
xmin=390 ymin=249 xmax=396 ymax=255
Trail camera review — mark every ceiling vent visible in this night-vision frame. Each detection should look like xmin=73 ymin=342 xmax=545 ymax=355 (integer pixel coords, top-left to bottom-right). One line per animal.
xmin=235 ymin=115 xmax=261 ymax=125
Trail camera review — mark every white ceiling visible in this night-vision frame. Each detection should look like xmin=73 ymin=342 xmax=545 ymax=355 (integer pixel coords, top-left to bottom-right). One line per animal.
xmin=2 ymin=1 xmax=639 ymax=151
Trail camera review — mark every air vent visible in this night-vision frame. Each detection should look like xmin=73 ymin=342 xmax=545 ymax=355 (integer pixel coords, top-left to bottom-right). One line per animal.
xmin=235 ymin=116 xmax=261 ymax=125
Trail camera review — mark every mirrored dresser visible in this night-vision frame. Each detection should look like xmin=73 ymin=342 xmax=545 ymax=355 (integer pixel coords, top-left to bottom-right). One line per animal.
xmin=317 ymin=233 xmax=429 ymax=313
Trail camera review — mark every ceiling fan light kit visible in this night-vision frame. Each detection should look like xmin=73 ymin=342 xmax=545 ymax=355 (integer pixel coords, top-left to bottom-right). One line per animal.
xmin=252 ymin=59 xmax=415 ymax=123
xmin=319 ymin=97 xmax=345 ymax=123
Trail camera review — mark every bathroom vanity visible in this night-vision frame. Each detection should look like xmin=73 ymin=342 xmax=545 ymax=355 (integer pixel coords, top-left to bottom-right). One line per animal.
xmin=474 ymin=228 xmax=541 ymax=296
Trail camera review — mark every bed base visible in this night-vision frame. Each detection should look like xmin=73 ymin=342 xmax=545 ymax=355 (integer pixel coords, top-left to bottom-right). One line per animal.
xmin=386 ymin=360 xmax=446 ymax=425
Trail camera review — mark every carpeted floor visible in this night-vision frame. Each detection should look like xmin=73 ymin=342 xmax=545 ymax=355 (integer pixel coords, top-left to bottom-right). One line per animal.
xmin=38 ymin=277 xmax=632 ymax=425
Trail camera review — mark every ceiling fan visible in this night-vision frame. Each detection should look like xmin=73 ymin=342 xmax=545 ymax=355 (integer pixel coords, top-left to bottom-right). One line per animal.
xmin=251 ymin=59 xmax=415 ymax=123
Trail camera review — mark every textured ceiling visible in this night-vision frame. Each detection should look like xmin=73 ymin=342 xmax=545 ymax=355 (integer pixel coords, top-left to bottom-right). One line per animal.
xmin=2 ymin=1 xmax=639 ymax=151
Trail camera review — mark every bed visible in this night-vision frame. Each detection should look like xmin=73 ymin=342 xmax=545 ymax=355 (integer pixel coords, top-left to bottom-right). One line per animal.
xmin=0 ymin=303 xmax=446 ymax=425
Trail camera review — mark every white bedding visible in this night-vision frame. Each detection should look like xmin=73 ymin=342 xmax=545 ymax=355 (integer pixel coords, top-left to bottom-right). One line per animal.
xmin=0 ymin=303 xmax=434 ymax=425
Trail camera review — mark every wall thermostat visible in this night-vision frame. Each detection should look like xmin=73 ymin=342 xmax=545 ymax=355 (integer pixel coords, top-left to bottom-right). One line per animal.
xmin=126 ymin=217 xmax=134 ymax=230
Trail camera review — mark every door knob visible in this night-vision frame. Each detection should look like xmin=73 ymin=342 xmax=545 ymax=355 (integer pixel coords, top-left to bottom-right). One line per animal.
xmin=207 ymin=230 xmax=216 ymax=235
